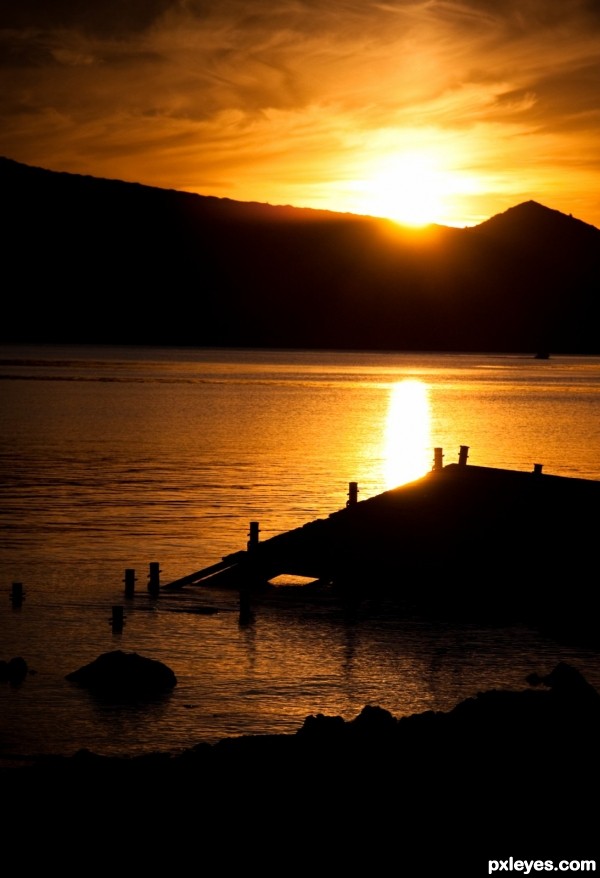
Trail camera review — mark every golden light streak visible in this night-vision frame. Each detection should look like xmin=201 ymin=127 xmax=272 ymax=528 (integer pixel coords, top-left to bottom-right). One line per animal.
xmin=383 ymin=380 xmax=431 ymax=488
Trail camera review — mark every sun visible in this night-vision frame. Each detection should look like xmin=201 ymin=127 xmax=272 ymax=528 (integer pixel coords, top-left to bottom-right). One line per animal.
xmin=343 ymin=143 xmax=483 ymax=227
xmin=319 ymin=138 xmax=484 ymax=227
xmin=365 ymin=152 xmax=448 ymax=227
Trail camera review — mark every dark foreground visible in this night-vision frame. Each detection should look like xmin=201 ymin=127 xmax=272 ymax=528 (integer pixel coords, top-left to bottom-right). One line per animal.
xmin=3 ymin=662 xmax=598 ymax=872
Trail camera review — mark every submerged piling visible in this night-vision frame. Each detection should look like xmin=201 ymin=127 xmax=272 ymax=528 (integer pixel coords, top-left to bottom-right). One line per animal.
xmin=239 ymin=589 xmax=254 ymax=626
xmin=10 ymin=582 xmax=24 ymax=606
xmin=124 ymin=568 xmax=136 ymax=598
xmin=111 ymin=605 xmax=125 ymax=631
xmin=148 ymin=562 xmax=161 ymax=596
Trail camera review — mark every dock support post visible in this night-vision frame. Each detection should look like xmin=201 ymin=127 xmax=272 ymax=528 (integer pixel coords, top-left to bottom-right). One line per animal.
xmin=347 ymin=482 xmax=359 ymax=506
xmin=10 ymin=582 xmax=24 ymax=606
xmin=458 ymin=445 xmax=469 ymax=466
xmin=239 ymin=589 xmax=254 ymax=626
xmin=247 ymin=522 xmax=260 ymax=551
xmin=111 ymin=605 xmax=125 ymax=631
xmin=148 ymin=562 xmax=161 ymax=596
xmin=240 ymin=521 xmax=260 ymax=623
xmin=433 ymin=448 xmax=444 ymax=472
xmin=124 ymin=568 xmax=136 ymax=598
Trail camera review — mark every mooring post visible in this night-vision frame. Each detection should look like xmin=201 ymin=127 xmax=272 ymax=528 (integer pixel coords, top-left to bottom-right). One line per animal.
xmin=433 ymin=448 xmax=444 ymax=472
xmin=458 ymin=445 xmax=469 ymax=466
xmin=239 ymin=589 xmax=254 ymax=626
xmin=148 ymin=562 xmax=161 ymax=596
xmin=247 ymin=521 xmax=260 ymax=552
xmin=124 ymin=568 xmax=136 ymax=598
xmin=111 ymin=605 xmax=125 ymax=631
xmin=241 ymin=522 xmax=260 ymax=622
xmin=347 ymin=482 xmax=359 ymax=506
xmin=10 ymin=582 xmax=24 ymax=606
xmin=533 ymin=463 xmax=543 ymax=475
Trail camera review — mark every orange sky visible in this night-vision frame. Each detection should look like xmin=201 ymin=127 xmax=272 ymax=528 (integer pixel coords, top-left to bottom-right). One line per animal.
xmin=1 ymin=1 xmax=600 ymax=228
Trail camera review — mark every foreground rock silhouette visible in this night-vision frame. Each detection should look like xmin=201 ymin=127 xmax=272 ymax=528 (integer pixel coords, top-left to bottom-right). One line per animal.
xmin=6 ymin=661 xmax=599 ymax=780
xmin=3 ymin=662 xmax=598 ymax=869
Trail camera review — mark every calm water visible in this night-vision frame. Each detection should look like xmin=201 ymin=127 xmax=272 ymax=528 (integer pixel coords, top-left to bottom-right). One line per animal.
xmin=1 ymin=344 xmax=600 ymax=758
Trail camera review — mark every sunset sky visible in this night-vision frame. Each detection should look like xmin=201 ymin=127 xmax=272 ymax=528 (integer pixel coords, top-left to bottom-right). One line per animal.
xmin=2 ymin=0 xmax=600 ymax=228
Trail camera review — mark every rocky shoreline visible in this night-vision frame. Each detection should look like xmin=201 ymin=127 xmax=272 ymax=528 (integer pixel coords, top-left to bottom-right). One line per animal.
xmin=4 ymin=660 xmax=599 ymax=783
xmin=3 ymin=661 xmax=598 ymax=868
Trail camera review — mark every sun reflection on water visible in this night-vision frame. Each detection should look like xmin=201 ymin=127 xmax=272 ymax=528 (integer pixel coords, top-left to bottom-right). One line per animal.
xmin=384 ymin=379 xmax=431 ymax=488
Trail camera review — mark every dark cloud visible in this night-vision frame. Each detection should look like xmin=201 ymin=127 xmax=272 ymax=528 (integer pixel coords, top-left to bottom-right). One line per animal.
xmin=441 ymin=0 xmax=600 ymax=32
xmin=0 ymin=33 xmax=57 ymax=68
xmin=0 ymin=0 xmax=174 ymax=37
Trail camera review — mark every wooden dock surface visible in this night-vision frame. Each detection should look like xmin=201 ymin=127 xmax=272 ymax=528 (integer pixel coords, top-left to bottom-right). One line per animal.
xmin=162 ymin=460 xmax=599 ymax=634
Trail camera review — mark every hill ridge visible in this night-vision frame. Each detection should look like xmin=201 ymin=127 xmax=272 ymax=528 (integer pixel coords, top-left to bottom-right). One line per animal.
xmin=2 ymin=157 xmax=598 ymax=353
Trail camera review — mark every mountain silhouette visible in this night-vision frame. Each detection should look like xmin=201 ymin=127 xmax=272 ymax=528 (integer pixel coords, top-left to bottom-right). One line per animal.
xmin=2 ymin=156 xmax=598 ymax=353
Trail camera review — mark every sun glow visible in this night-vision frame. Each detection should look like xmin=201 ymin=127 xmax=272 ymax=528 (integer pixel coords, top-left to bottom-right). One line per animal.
xmin=370 ymin=155 xmax=446 ymax=226
xmin=351 ymin=147 xmax=482 ymax=227
xmin=384 ymin=380 xmax=431 ymax=488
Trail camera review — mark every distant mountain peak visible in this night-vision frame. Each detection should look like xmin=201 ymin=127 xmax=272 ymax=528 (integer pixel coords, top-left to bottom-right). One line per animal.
xmin=474 ymin=198 xmax=599 ymax=239
xmin=1 ymin=155 xmax=598 ymax=354
xmin=483 ymin=200 xmax=564 ymax=223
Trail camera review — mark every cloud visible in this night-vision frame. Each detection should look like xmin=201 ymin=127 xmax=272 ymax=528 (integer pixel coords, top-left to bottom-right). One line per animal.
xmin=0 ymin=0 xmax=173 ymax=38
xmin=1 ymin=0 xmax=600 ymax=225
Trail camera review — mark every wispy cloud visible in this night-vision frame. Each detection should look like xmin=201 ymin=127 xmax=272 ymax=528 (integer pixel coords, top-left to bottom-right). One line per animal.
xmin=1 ymin=0 xmax=599 ymax=225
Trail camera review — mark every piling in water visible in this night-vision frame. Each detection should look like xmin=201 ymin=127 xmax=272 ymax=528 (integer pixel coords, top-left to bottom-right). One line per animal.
xmin=10 ymin=582 xmax=24 ymax=606
xmin=148 ymin=562 xmax=161 ymax=596
xmin=111 ymin=605 xmax=125 ymax=631
xmin=124 ymin=568 xmax=136 ymax=598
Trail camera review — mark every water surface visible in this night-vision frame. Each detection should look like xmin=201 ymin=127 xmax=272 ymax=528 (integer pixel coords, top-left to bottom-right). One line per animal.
xmin=1 ymin=345 xmax=599 ymax=757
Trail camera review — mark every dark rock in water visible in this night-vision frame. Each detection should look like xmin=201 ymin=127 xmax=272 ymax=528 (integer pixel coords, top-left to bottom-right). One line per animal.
xmin=0 ymin=656 xmax=28 ymax=683
xmin=65 ymin=650 xmax=177 ymax=697
xmin=525 ymin=660 xmax=600 ymax=697
xmin=8 ymin=656 xmax=28 ymax=683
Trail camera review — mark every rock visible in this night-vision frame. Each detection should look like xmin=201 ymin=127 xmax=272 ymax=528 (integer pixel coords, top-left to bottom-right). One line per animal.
xmin=0 ymin=656 xmax=28 ymax=683
xmin=348 ymin=703 xmax=397 ymax=736
xmin=526 ymin=660 xmax=600 ymax=699
xmin=297 ymin=712 xmax=346 ymax=739
xmin=65 ymin=650 xmax=177 ymax=698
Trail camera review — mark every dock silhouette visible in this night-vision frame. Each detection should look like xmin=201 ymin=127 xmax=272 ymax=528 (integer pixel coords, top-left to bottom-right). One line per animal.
xmin=162 ymin=446 xmax=598 ymax=637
